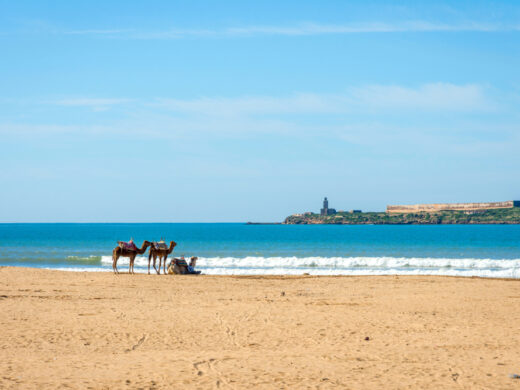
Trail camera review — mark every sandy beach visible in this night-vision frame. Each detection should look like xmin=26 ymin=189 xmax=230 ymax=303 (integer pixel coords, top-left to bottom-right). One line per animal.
xmin=1 ymin=268 xmax=519 ymax=389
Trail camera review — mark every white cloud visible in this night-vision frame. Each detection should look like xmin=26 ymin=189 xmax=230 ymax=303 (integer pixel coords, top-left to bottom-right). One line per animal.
xmin=154 ymin=94 xmax=340 ymax=116
xmin=64 ymin=29 xmax=131 ymax=35
xmin=67 ymin=21 xmax=520 ymax=39
xmin=51 ymin=98 xmax=132 ymax=111
xmin=4 ymin=83 xmax=491 ymax=135
xmin=0 ymin=123 xmax=77 ymax=135
xmin=224 ymin=21 xmax=502 ymax=36
xmin=0 ymin=83 xmax=503 ymax=146
xmin=349 ymin=83 xmax=492 ymax=111
xmin=155 ymin=83 xmax=492 ymax=116
xmin=53 ymin=98 xmax=131 ymax=107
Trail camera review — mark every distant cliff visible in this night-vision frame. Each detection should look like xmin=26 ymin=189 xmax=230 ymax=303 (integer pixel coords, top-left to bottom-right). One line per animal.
xmin=283 ymin=208 xmax=520 ymax=225
xmin=387 ymin=200 xmax=519 ymax=213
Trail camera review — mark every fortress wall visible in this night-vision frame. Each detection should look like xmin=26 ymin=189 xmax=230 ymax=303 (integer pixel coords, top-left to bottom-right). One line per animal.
xmin=386 ymin=201 xmax=519 ymax=214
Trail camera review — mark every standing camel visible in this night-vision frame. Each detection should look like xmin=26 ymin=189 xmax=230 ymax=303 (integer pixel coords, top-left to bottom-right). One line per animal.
xmin=112 ymin=240 xmax=151 ymax=274
xmin=148 ymin=241 xmax=177 ymax=274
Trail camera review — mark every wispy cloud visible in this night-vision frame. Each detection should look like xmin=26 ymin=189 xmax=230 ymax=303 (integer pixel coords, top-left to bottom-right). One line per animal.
xmin=62 ymin=21 xmax=520 ymax=39
xmin=64 ymin=29 xmax=132 ymax=35
xmin=9 ymin=84 xmax=492 ymax=116
xmin=222 ymin=21 xmax=505 ymax=36
xmin=155 ymin=83 xmax=492 ymax=116
xmin=349 ymin=83 xmax=492 ymax=111
xmin=51 ymin=98 xmax=131 ymax=111
xmin=0 ymin=83 xmax=503 ymax=144
xmin=53 ymin=98 xmax=131 ymax=106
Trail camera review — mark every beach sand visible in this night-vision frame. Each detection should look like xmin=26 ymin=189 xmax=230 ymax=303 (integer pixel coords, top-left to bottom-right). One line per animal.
xmin=1 ymin=267 xmax=519 ymax=389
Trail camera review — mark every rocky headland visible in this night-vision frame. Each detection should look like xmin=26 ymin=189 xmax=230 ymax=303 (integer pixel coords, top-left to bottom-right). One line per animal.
xmin=283 ymin=208 xmax=520 ymax=224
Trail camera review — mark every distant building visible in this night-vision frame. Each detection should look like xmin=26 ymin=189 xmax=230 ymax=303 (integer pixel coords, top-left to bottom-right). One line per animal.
xmin=350 ymin=210 xmax=362 ymax=213
xmin=320 ymin=197 xmax=337 ymax=216
xmin=387 ymin=200 xmax=520 ymax=214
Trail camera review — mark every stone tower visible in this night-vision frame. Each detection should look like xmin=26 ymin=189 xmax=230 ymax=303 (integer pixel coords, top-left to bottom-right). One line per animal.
xmin=321 ymin=197 xmax=336 ymax=216
xmin=321 ymin=197 xmax=329 ymax=216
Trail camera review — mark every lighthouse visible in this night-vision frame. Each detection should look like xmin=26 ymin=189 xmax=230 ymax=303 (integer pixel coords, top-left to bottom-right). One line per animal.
xmin=321 ymin=197 xmax=336 ymax=216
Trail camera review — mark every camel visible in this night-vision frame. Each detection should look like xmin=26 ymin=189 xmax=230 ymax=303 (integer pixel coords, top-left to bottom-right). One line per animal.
xmin=148 ymin=241 xmax=177 ymax=274
xmin=112 ymin=240 xmax=151 ymax=274
xmin=168 ymin=256 xmax=199 ymax=275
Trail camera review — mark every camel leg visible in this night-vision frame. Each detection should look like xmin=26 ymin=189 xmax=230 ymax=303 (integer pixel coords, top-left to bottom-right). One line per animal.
xmin=163 ymin=256 xmax=167 ymax=275
xmin=148 ymin=251 xmax=152 ymax=275
xmin=112 ymin=251 xmax=119 ymax=274
xmin=153 ymin=254 xmax=159 ymax=275
xmin=129 ymin=255 xmax=133 ymax=274
xmin=157 ymin=257 xmax=162 ymax=275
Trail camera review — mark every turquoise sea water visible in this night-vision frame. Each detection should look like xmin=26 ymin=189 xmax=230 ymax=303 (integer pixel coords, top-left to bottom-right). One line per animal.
xmin=1 ymin=223 xmax=519 ymax=277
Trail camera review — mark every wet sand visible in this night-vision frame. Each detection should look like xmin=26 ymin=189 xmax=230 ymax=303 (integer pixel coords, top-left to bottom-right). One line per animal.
xmin=1 ymin=267 xmax=519 ymax=389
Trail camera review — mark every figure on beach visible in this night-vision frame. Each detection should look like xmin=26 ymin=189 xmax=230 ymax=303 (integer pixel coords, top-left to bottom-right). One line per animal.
xmin=112 ymin=239 xmax=151 ymax=274
xmin=148 ymin=240 xmax=177 ymax=275
xmin=187 ymin=257 xmax=199 ymax=274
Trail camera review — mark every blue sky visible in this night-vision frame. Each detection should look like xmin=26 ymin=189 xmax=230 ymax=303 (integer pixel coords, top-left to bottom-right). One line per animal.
xmin=1 ymin=0 xmax=519 ymax=222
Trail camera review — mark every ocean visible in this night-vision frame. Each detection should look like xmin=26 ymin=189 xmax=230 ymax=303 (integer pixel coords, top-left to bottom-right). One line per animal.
xmin=1 ymin=223 xmax=520 ymax=278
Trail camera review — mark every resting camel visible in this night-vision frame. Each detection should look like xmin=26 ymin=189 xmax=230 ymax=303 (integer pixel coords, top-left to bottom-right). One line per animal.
xmin=168 ymin=256 xmax=198 ymax=275
xmin=148 ymin=241 xmax=177 ymax=274
xmin=112 ymin=240 xmax=151 ymax=274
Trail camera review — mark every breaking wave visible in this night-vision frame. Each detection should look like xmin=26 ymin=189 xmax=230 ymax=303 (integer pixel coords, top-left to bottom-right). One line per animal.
xmin=66 ymin=255 xmax=102 ymax=263
xmin=97 ymin=255 xmax=520 ymax=278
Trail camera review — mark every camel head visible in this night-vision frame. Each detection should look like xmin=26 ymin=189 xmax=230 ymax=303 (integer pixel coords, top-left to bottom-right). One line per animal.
xmin=166 ymin=241 xmax=177 ymax=254
xmin=190 ymin=256 xmax=198 ymax=267
xmin=140 ymin=240 xmax=152 ymax=250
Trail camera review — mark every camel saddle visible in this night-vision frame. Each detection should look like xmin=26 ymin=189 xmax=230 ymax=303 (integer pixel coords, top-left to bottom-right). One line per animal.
xmin=153 ymin=242 xmax=168 ymax=250
xmin=118 ymin=241 xmax=138 ymax=251
xmin=174 ymin=258 xmax=188 ymax=267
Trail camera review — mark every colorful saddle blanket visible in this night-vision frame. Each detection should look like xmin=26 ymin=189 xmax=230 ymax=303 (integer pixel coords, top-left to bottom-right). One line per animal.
xmin=174 ymin=258 xmax=188 ymax=267
xmin=153 ymin=242 xmax=168 ymax=250
xmin=118 ymin=241 xmax=138 ymax=251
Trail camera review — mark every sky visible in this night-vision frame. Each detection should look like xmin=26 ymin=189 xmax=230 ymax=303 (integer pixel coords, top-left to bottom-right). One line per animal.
xmin=1 ymin=0 xmax=520 ymax=222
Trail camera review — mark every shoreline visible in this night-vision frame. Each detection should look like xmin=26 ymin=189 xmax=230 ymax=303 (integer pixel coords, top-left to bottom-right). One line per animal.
xmin=1 ymin=265 xmax=520 ymax=281
xmin=2 ymin=263 xmax=520 ymax=279
xmin=2 ymin=267 xmax=520 ymax=389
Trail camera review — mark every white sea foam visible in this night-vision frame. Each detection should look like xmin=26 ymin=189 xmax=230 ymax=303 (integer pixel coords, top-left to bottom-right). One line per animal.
xmin=98 ymin=255 xmax=520 ymax=278
xmin=102 ymin=255 xmax=165 ymax=267
xmin=50 ymin=267 xmax=112 ymax=273
xmin=200 ymin=267 xmax=519 ymax=279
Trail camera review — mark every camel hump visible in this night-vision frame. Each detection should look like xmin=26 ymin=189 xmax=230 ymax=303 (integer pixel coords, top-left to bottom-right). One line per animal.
xmin=153 ymin=242 xmax=169 ymax=250
xmin=118 ymin=241 xmax=137 ymax=251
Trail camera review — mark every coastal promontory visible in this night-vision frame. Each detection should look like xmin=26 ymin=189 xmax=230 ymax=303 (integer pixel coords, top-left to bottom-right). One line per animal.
xmin=284 ymin=199 xmax=520 ymax=225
